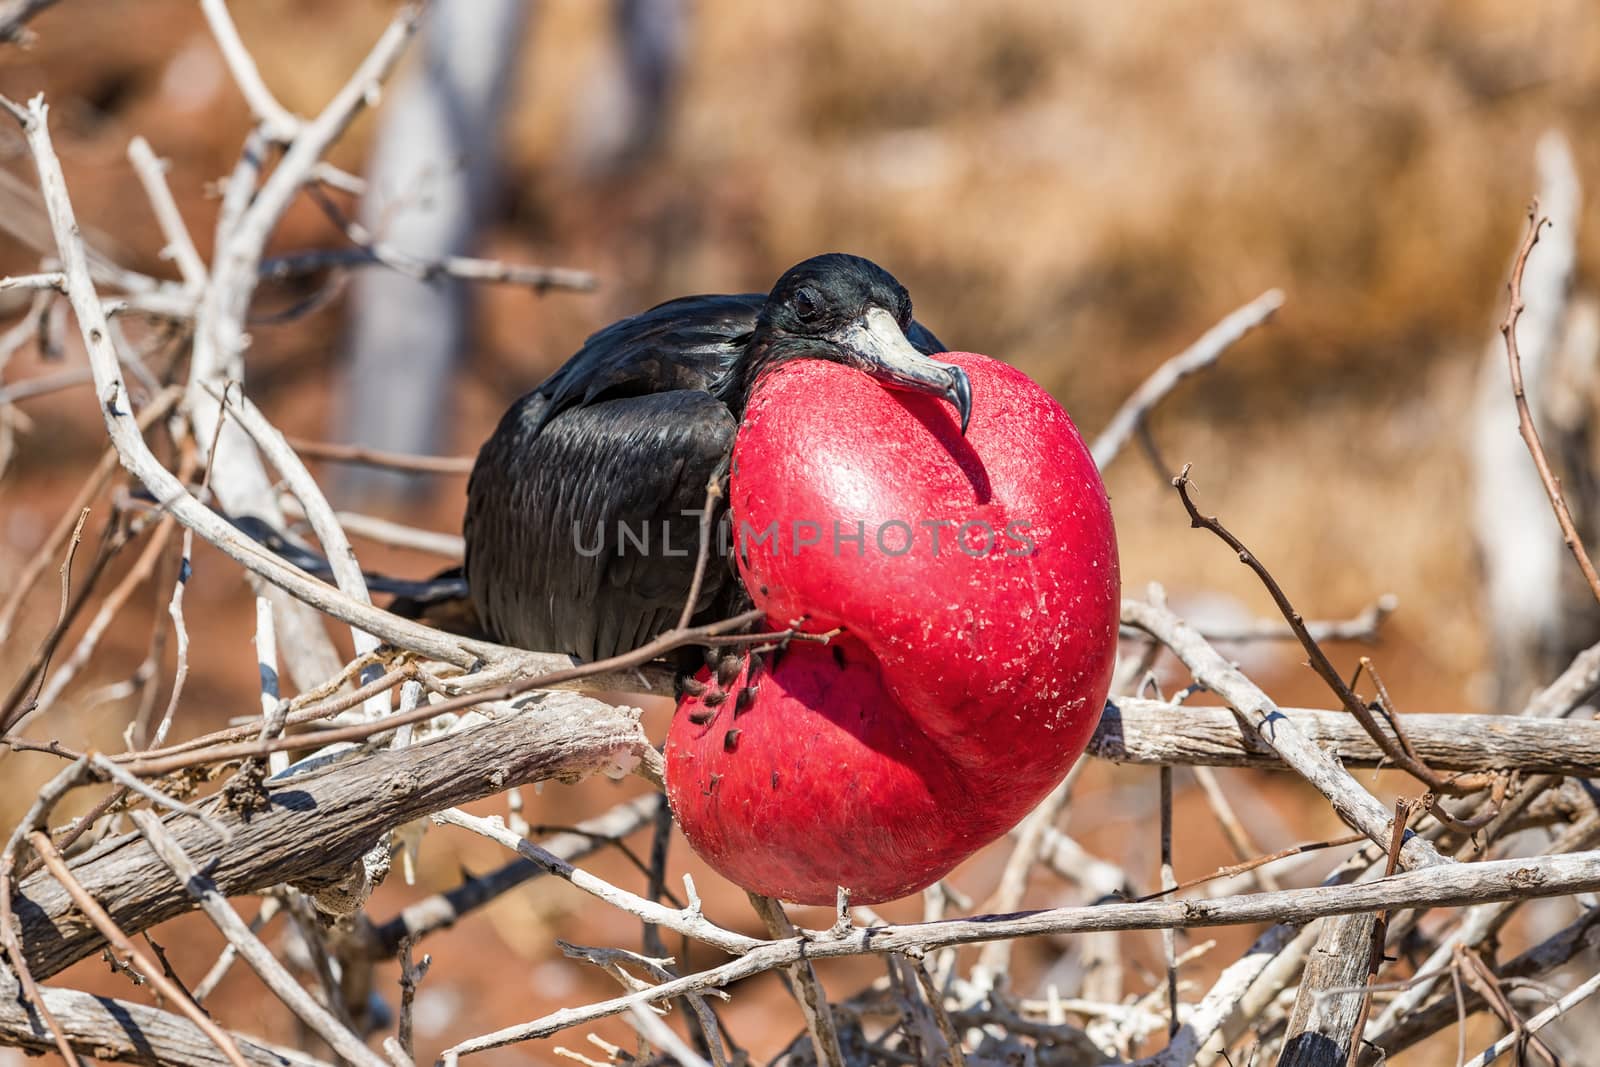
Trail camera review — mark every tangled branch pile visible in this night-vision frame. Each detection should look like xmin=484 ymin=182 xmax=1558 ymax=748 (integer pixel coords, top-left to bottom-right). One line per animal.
xmin=3 ymin=5 xmax=1600 ymax=1067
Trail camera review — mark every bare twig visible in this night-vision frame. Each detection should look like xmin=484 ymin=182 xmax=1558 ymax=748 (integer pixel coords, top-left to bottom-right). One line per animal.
xmin=1092 ymin=289 xmax=1284 ymax=468
xmin=1459 ymin=967 xmax=1600 ymax=1067
xmin=1172 ymin=467 xmax=1477 ymax=806
xmin=280 ymin=435 xmax=474 ymax=474
xmin=1498 ymin=201 xmax=1600 ymax=605
xmin=198 ymin=0 xmax=303 ymax=141
xmin=1122 ymin=597 xmax=1447 ymax=869
xmin=0 ymin=0 xmax=62 ymax=44
xmin=129 ymin=811 xmax=387 ymax=1067
xmin=0 ymin=505 xmax=92 ymax=735
xmin=28 ymin=830 xmax=251 ymax=1067
xmin=442 ymin=849 xmax=1600 ymax=1056
xmin=747 ymin=893 xmax=845 ymax=1067
xmin=0 ymin=387 xmax=177 ymax=644
xmin=128 ymin=136 xmax=208 ymax=290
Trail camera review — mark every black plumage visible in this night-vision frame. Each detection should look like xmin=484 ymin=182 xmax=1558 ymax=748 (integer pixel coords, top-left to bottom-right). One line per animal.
xmin=463 ymin=253 xmax=963 ymax=662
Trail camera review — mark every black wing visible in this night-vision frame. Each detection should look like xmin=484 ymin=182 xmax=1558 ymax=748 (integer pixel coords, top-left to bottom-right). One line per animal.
xmin=534 ymin=293 xmax=764 ymax=430
xmin=465 ymin=388 xmax=738 ymax=661
xmin=534 ymin=291 xmax=948 ymax=428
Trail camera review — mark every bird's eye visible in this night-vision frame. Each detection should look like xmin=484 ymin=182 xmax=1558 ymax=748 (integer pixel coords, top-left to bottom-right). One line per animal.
xmin=793 ymin=286 xmax=823 ymax=324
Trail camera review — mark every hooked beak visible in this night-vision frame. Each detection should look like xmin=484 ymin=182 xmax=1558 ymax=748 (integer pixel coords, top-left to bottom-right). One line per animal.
xmin=839 ymin=307 xmax=973 ymax=434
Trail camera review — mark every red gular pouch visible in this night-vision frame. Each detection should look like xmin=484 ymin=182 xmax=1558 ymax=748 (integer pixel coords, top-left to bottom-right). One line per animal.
xmin=665 ymin=352 xmax=1119 ymax=905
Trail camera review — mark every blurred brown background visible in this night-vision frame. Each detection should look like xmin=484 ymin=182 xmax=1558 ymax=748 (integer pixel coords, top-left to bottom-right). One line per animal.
xmin=3 ymin=1 xmax=1600 ymax=1062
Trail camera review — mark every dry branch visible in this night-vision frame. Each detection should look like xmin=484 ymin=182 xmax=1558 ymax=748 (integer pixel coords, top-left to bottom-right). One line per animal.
xmin=1091 ymin=289 xmax=1284 ymax=468
xmin=129 ymin=811 xmax=387 ymax=1067
xmin=442 ymin=849 xmax=1600 ymax=1055
xmin=1121 ymin=598 xmax=1447 ymax=869
xmin=1093 ymin=697 xmax=1600 ymax=774
xmin=0 ymin=966 xmax=331 ymax=1067
xmin=1498 ymin=201 xmax=1600 ymax=605
xmin=12 ymin=692 xmax=647 ymax=979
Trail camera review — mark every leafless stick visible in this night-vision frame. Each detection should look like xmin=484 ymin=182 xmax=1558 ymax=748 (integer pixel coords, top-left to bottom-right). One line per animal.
xmin=1131 ymin=595 xmax=1397 ymax=646
xmin=260 ymin=244 xmax=597 ymax=293
xmin=117 ymin=608 xmax=756 ymax=779
xmin=1095 ymin=696 xmax=1600 ymax=775
xmin=444 ymin=849 xmax=1600 ymax=1056
xmin=747 ymin=894 xmax=845 ymax=1067
xmin=1193 ymin=766 xmax=1280 ymax=892
xmin=128 ymin=811 xmax=387 ymax=1067
xmin=976 ymin=771 xmax=1076 ymax=983
xmin=392 ymin=937 xmax=430 ymax=1066
xmin=626 ymin=1002 xmax=712 ymax=1067
xmin=1172 ymin=467 xmax=1475 ymax=805
xmin=1365 ymin=907 xmax=1600 ymax=1058
xmin=1138 ymin=833 xmax=1365 ymax=904
xmin=0 ymin=387 xmax=176 ymax=643
xmin=1121 ymin=599 xmax=1446 ymax=869
xmin=436 ymin=808 xmax=761 ymax=954
xmin=198 ymin=0 xmax=303 ymax=141
xmin=0 ymin=86 xmax=610 ymax=674
xmin=209 ymin=383 xmax=385 ymax=710
xmin=152 ymin=396 xmax=232 ymax=749
xmin=0 ymin=967 xmax=327 ymax=1066
xmin=253 ymin=596 xmax=290 ymax=774
xmin=24 ymin=513 xmax=177 ymax=726
xmin=28 ymin=831 xmax=250 ymax=1067
xmin=1160 ymin=764 xmax=1180 ymax=1038
xmin=0 ymin=0 xmax=61 ymax=43
xmin=1368 ymin=808 xmax=1600 ymax=1040
xmin=0 ymin=867 xmax=81 ymax=1066
xmin=280 ymin=435 xmax=474 ymax=474
xmin=676 ymin=478 xmax=723 ymax=631
xmin=128 ymin=136 xmax=208 ymax=290
xmin=370 ymin=793 xmax=658 ymax=957
xmin=558 ymin=942 xmax=727 ymax=1067
xmin=194 ymin=896 xmax=280 ymax=1004
xmin=15 ymin=689 xmax=647 ymax=980
xmin=905 ymin=956 xmax=966 ymax=1066
xmin=1091 ymin=289 xmax=1284 ymax=468
xmin=1499 ymin=201 xmax=1600 ymax=605
xmin=0 ymin=505 xmax=91 ymax=735
xmin=1459 ymin=967 xmax=1600 ymax=1067
xmin=1455 ymin=946 xmax=1559 ymax=1067
xmin=0 ymin=270 xmax=64 ymax=292
xmin=116 ymin=661 xmax=408 ymax=764
xmin=289 ymin=506 xmax=464 ymax=560
xmin=0 ymin=363 xmax=92 ymax=404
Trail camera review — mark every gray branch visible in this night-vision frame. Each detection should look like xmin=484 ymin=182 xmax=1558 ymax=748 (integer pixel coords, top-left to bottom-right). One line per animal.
xmin=11 ymin=692 xmax=647 ymax=980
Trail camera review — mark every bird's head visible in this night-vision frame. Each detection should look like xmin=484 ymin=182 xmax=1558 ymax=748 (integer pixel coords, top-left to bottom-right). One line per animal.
xmin=748 ymin=254 xmax=972 ymax=433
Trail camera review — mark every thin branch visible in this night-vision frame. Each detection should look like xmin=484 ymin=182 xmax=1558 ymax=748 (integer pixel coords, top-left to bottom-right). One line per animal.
xmin=1172 ymin=467 xmax=1471 ymax=801
xmin=128 ymin=136 xmax=208 ymax=290
xmin=280 ymin=435 xmax=474 ymax=474
xmin=28 ymin=831 xmax=251 ymax=1067
xmin=1121 ymin=598 xmax=1447 ymax=869
xmin=198 ymin=0 xmax=303 ymax=141
xmin=441 ymin=848 xmax=1600 ymax=1056
xmin=1091 ymin=289 xmax=1284 ymax=468
xmin=1498 ymin=201 xmax=1600 ymax=605
xmin=129 ymin=811 xmax=387 ymax=1067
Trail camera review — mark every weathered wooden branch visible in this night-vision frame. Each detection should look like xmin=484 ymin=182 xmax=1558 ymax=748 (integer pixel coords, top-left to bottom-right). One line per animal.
xmin=0 ymin=963 xmax=329 ymax=1067
xmin=1095 ymin=697 xmax=1600 ymax=775
xmin=12 ymin=692 xmax=647 ymax=979
xmin=1276 ymin=912 xmax=1375 ymax=1067
xmin=443 ymin=849 xmax=1600 ymax=1055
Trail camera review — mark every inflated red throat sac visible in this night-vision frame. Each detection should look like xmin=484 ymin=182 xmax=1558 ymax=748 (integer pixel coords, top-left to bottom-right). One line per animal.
xmin=665 ymin=352 xmax=1119 ymax=905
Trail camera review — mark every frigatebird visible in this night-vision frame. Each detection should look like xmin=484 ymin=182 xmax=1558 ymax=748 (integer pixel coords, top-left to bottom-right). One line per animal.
xmin=463 ymin=253 xmax=970 ymax=662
